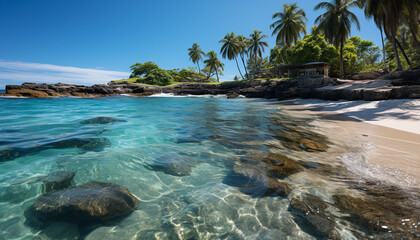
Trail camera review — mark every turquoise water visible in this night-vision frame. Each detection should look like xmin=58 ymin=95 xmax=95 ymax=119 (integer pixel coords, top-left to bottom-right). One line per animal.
xmin=0 ymin=95 xmax=419 ymax=239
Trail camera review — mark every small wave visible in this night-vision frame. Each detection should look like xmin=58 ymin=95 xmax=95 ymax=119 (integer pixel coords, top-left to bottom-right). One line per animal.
xmin=339 ymin=151 xmax=418 ymax=190
xmin=149 ymin=93 xmax=230 ymax=98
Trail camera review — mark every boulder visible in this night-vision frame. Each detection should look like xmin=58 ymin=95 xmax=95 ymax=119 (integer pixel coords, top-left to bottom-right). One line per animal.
xmin=41 ymin=171 xmax=75 ymax=193
xmin=25 ymin=182 xmax=139 ymax=226
xmin=226 ymin=92 xmax=240 ymax=99
xmin=352 ymin=71 xmax=383 ymax=80
xmin=80 ymin=117 xmax=126 ymax=124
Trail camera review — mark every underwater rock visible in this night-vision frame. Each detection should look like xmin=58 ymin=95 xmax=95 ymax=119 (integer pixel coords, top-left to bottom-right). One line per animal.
xmin=0 ymin=137 xmax=111 ymax=162
xmin=272 ymin=124 xmax=329 ymax=152
xmin=25 ymin=181 xmax=139 ymax=226
xmin=263 ymin=153 xmax=301 ymax=178
xmin=333 ymin=194 xmax=420 ymax=238
xmin=299 ymin=138 xmax=328 ymax=152
xmin=149 ymin=158 xmax=192 ymax=176
xmin=289 ymin=195 xmax=339 ymax=239
xmin=223 ymin=165 xmax=291 ymax=197
xmin=41 ymin=171 xmax=75 ymax=193
xmin=80 ymin=117 xmax=126 ymax=124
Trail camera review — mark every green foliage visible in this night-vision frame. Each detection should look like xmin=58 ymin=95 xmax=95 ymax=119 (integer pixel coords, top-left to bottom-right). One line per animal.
xmin=314 ymin=0 xmax=362 ymax=77
xmin=269 ymin=33 xmax=374 ymax=77
xmin=247 ymin=57 xmax=270 ymax=79
xmin=347 ymin=36 xmax=381 ymax=72
xmin=129 ymin=61 xmax=159 ymax=78
xmin=136 ymin=68 xmax=174 ymax=86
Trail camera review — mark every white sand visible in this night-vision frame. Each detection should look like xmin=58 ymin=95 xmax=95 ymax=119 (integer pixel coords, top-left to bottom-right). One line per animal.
xmin=292 ymin=99 xmax=420 ymax=135
xmin=278 ymin=99 xmax=420 ymax=187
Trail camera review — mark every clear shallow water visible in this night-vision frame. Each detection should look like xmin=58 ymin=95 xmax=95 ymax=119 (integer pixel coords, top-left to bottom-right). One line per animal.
xmin=0 ymin=95 xmax=419 ymax=240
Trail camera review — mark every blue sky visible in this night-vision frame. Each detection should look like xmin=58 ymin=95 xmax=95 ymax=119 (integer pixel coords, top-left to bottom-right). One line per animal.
xmin=0 ymin=0 xmax=381 ymax=88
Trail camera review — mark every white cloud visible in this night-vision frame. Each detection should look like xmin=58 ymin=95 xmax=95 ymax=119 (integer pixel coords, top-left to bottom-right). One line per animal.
xmin=0 ymin=60 xmax=130 ymax=89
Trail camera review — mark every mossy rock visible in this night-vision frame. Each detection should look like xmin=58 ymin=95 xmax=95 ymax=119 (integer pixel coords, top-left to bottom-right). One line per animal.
xmin=333 ymin=194 xmax=419 ymax=237
xmin=272 ymin=124 xmax=329 ymax=152
xmin=264 ymin=153 xmax=301 ymax=178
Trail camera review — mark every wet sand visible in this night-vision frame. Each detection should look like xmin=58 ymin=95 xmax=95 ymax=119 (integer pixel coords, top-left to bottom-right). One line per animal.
xmin=278 ymin=99 xmax=420 ymax=184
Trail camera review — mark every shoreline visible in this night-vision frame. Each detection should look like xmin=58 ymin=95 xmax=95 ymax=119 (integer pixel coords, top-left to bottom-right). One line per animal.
xmin=278 ymin=99 xmax=420 ymax=186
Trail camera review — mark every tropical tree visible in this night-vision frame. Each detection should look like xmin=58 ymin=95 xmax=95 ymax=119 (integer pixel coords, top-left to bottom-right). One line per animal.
xmin=270 ymin=3 xmax=307 ymax=47
xmin=188 ymin=43 xmax=205 ymax=76
xmin=248 ymin=30 xmax=269 ymax=77
xmin=129 ymin=61 xmax=159 ymax=78
xmin=236 ymin=35 xmax=250 ymax=78
xmin=362 ymin=0 xmax=415 ymax=70
xmin=203 ymin=51 xmax=225 ymax=82
xmin=219 ymin=32 xmax=244 ymax=79
xmin=314 ymin=0 xmax=362 ymax=78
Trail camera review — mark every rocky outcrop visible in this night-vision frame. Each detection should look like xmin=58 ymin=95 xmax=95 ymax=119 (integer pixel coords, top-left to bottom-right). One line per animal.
xmin=3 ymin=70 xmax=420 ymax=101
xmin=3 ymin=82 xmax=161 ymax=98
xmin=386 ymin=67 xmax=420 ymax=86
xmin=25 ymin=181 xmax=139 ymax=226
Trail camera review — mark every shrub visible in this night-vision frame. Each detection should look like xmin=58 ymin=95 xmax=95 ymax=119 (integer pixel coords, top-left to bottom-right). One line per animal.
xmin=136 ymin=68 xmax=174 ymax=86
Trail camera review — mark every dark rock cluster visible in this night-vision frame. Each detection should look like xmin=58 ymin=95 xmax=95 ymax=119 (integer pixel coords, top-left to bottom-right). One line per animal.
xmin=2 ymin=68 xmax=420 ymax=101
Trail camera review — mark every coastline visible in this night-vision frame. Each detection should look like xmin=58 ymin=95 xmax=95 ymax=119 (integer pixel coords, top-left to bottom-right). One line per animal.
xmin=278 ymin=99 xmax=420 ymax=185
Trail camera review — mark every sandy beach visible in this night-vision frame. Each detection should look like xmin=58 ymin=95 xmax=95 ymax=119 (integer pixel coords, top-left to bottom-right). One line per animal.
xmin=279 ymin=99 xmax=420 ymax=187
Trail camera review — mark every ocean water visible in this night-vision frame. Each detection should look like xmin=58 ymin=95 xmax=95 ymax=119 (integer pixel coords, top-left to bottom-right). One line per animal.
xmin=0 ymin=95 xmax=419 ymax=240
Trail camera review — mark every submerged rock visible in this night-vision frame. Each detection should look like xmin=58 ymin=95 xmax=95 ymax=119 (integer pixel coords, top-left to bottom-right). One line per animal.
xmin=25 ymin=182 xmax=139 ymax=226
xmin=223 ymin=165 xmax=291 ymax=197
xmin=41 ymin=171 xmax=75 ymax=193
xmin=263 ymin=153 xmax=301 ymax=178
xmin=272 ymin=124 xmax=329 ymax=152
xmin=80 ymin=117 xmax=126 ymax=124
xmin=289 ymin=195 xmax=339 ymax=239
xmin=333 ymin=193 xmax=420 ymax=237
xmin=149 ymin=158 xmax=192 ymax=176
xmin=0 ymin=137 xmax=111 ymax=162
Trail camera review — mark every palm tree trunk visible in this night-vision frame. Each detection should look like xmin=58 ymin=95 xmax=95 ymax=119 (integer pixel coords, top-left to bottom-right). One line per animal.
xmin=197 ymin=62 xmax=201 ymax=81
xmin=235 ymin=57 xmax=244 ymax=79
xmin=396 ymin=39 xmax=412 ymax=67
xmin=392 ymin=34 xmax=403 ymax=71
xmin=380 ymin=27 xmax=387 ymax=72
xmin=410 ymin=28 xmax=419 ymax=46
xmin=340 ymin=41 xmax=344 ymax=79
xmin=240 ymin=54 xmax=249 ymax=79
xmin=216 ymin=68 xmax=219 ymax=82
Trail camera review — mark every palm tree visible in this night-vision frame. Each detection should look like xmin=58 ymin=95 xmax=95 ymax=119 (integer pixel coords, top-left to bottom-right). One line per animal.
xmin=219 ymin=32 xmax=244 ymax=79
xmin=203 ymin=51 xmax=225 ymax=82
xmin=236 ymin=35 xmax=250 ymax=79
xmin=188 ymin=43 xmax=205 ymax=77
xmin=248 ymin=30 xmax=269 ymax=70
xmin=315 ymin=0 xmax=362 ymax=78
xmin=270 ymin=3 xmax=307 ymax=47
xmin=363 ymin=0 xmax=406 ymax=70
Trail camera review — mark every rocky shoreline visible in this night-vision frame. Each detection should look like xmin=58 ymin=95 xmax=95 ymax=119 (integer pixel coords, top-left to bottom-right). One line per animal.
xmin=2 ymin=68 xmax=419 ymax=101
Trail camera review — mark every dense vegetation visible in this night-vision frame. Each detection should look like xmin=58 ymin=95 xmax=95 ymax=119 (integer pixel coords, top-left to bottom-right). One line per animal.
xmin=125 ymin=0 xmax=419 ymax=85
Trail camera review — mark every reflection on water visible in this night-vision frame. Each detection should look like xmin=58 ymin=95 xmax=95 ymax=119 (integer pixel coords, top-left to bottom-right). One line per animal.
xmin=0 ymin=96 xmax=419 ymax=239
